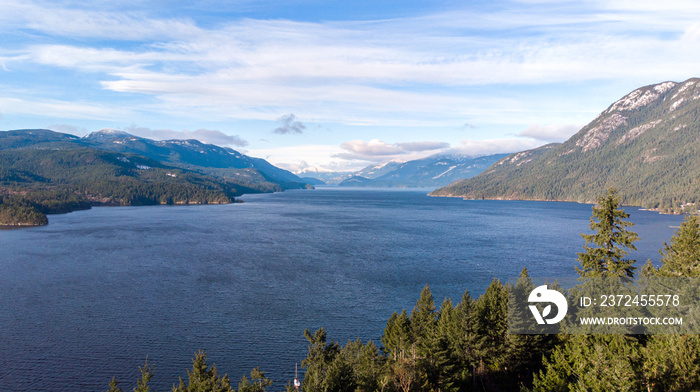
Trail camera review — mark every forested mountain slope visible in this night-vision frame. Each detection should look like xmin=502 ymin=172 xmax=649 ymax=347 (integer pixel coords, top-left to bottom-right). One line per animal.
xmin=0 ymin=129 xmax=288 ymax=225
xmin=432 ymin=78 xmax=700 ymax=213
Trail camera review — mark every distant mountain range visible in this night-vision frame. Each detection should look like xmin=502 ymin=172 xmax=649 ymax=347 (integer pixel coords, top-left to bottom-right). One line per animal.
xmin=432 ymin=78 xmax=700 ymax=213
xmin=331 ymin=153 xmax=508 ymax=188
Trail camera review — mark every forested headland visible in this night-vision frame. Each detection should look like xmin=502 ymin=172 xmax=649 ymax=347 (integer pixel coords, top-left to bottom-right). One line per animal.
xmin=106 ymin=189 xmax=700 ymax=392
xmin=0 ymin=149 xmax=241 ymax=226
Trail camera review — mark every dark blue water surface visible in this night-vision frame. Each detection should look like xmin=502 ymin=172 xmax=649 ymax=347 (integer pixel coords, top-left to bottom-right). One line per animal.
xmin=0 ymin=188 xmax=685 ymax=391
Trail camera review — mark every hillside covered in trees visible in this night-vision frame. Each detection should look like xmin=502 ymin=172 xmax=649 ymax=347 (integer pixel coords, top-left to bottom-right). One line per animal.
xmin=432 ymin=78 xmax=700 ymax=214
xmin=0 ymin=128 xmax=315 ymax=226
xmin=107 ymin=190 xmax=700 ymax=391
xmin=0 ymin=147 xmax=243 ymax=226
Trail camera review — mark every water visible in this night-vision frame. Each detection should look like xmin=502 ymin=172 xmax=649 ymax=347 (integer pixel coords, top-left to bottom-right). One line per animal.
xmin=0 ymin=188 xmax=684 ymax=391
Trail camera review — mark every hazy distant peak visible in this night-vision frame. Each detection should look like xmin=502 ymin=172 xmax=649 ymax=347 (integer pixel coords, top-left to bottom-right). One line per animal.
xmin=426 ymin=152 xmax=475 ymax=161
xmin=84 ymin=128 xmax=133 ymax=139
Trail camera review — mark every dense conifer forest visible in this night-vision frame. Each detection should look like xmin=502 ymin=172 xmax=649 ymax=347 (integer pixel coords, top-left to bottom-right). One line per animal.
xmin=0 ymin=149 xmax=242 ymax=226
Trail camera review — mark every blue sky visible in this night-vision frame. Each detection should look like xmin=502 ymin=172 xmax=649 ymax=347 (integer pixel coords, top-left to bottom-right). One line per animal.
xmin=1 ymin=0 xmax=700 ymax=172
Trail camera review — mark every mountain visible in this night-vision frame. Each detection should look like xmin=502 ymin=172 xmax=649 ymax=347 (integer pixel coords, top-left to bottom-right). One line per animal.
xmin=294 ymin=169 xmax=354 ymax=185
xmin=299 ymin=177 xmax=327 ymax=186
xmin=0 ymin=128 xmax=311 ymax=225
xmin=337 ymin=176 xmax=376 ymax=187
xmin=82 ymin=129 xmax=310 ymax=190
xmin=0 ymin=129 xmax=311 ymax=192
xmin=337 ymin=153 xmax=508 ymax=188
xmin=431 ymin=78 xmax=700 ymax=213
xmin=0 ymin=147 xmax=244 ymax=226
xmin=301 ymin=161 xmax=401 ymax=186
xmin=354 ymin=161 xmax=403 ymax=179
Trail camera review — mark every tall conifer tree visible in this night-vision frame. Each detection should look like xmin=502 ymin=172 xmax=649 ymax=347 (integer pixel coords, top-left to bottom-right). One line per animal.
xmin=576 ymin=188 xmax=639 ymax=279
xmin=657 ymin=214 xmax=700 ymax=277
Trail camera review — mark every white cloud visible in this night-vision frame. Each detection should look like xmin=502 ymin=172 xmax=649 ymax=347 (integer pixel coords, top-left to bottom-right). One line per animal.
xmin=397 ymin=141 xmax=451 ymax=152
xmin=2 ymin=0 xmax=700 ymax=141
xmin=259 ymin=137 xmax=546 ymax=173
xmin=47 ymin=124 xmax=90 ymax=136
xmin=518 ymin=124 xmax=581 ymax=142
xmin=340 ymin=139 xmax=405 ymax=156
xmin=336 ymin=139 xmax=450 ymax=161
xmin=0 ymin=96 xmax=130 ymax=121
xmin=123 ymin=125 xmax=248 ymax=147
xmin=448 ymin=138 xmax=544 ymax=157
xmin=0 ymin=0 xmax=200 ymax=41
xmin=247 ymin=144 xmax=362 ymax=172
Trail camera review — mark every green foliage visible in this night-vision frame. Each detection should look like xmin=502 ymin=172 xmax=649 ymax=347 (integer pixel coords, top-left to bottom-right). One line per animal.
xmin=300 ymin=328 xmax=383 ymax=392
xmin=104 ymin=377 xmax=123 ymax=392
xmin=135 ymin=359 xmax=154 ymax=392
xmin=473 ymin=279 xmax=509 ymax=370
xmin=656 ymin=214 xmax=700 ymax=277
xmin=172 ymin=351 xmax=234 ymax=392
xmin=642 ymin=335 xmax=700 ymax=391
xmin=507 ymin=268 xmax=558 ymax=386
xmin=0 ymin=200 xmax=48 ymax=226
xmin=532 ymin=335 xmax=643 ymax=392
xmin=410 ymin=285 xmax=437 ymax=347
xmin=575 ymin=188 xmax=639 ymax=279
xmin=300 ymin=328 xmax=342 ymax=392
xmin=237 ymin=368 xmax=272 ymax=392
xmin=0 ymin=146 xmax=245 ymax=225
xmin=381 ymin=309 xmax=412 ymax=360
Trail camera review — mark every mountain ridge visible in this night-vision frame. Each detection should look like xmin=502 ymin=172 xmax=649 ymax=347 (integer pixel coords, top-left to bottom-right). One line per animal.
xmin=431 ymin=78 xmax=700 ymax=213
xmin=0 ymin=128 xmax=311 ymax=192
xmin=0 ymin=128 xmax=311 ymax=225
xmin=336 ymin=153 xmax=509 ymax=188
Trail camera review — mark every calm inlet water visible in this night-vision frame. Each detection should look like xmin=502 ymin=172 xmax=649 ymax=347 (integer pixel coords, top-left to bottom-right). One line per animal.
xmin=0 ymin=188 xmax=684 ymax=391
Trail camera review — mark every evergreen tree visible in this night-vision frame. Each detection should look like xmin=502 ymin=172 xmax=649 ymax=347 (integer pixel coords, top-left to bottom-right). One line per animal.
xmin=134 ymin=359 xmax=154 ymax=392
xmin=300 ymin=328 xmax=341 ymax=392
xmin=410 ymin=285 xmax=437 ymax=346
xmin=575 ymin=188 xmax=639 ymax=279
xmin=237 ymin=368 xmax=273 ymax=392
xmin=507 ymin=268 xmax=556 ymax=388
xmin=657 ymin=214 xmax=700 ymax=277
xmin=172 ymin=351 xmax=234 ymax=392
xmin=452 ymin=289 xmax=479 ymax=369
xmin=427 ymin=298 xmax=459 ymax=392
xmin=381 ymin=309 xmax=412 ymax=360
xmin=339 ymin=340 xmax=384 ymax=392
xmin=532 ymin=335 xmax=642 ymax=392
xmin=104 ymin=377 xmax=123 ymax=392
xmin=642 ymin=335 xmax=700 ymax=391
xmin=472 ymin=279 xmax=509 ymax=387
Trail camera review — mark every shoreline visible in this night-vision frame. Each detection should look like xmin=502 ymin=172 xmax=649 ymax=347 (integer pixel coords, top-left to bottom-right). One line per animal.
xmin=427 ymin=192 xmax=692 ymax=216
xmin=0 ymin=197 xmax=246 ymax=229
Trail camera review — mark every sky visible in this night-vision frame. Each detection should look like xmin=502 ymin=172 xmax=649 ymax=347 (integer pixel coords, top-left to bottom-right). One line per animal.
xmin=1 ymin=0 xmax=700 ymax=173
